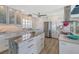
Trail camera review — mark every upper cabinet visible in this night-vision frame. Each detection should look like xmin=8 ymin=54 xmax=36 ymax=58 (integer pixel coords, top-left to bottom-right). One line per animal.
xmin=0 ymin=6 xmax=6 ymax=24
xmin=9 ymin=8 xmax=16 ymax=24
xmin=0 ymin=5 xmax=32 ymax=27
xmin=15 ymin=11 xmax=22 ymax=25
xmin=0 ymin=6 xmax=22 ymax=25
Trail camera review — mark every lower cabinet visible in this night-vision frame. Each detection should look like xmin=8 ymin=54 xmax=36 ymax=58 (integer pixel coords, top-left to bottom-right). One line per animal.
xmin=19 ymin=43 xmax=37 ymax=54
xmin=18 ymin=33 xmax=45 ymax=54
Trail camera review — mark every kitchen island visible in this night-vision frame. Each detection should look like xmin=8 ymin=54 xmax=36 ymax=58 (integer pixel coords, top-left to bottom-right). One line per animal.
xmin=0 ymin=30 xmax=45 ymax=54
xmin=59 ymin=34 xmax=79 ymax=54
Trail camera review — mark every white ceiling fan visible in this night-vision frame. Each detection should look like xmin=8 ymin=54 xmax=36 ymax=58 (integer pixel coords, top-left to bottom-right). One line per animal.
xmin=33 ymin=12 xmax=47 ymax=17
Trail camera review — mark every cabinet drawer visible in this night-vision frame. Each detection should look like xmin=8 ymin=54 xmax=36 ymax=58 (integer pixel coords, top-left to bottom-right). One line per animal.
xmin=19 ymin=47 xmax=28 ymax=54
xmin=19 ymin=43 xmax=38 ymax=54
xmin=18 ymin=33 xmax=45 ymax=54
xmin=18 ymin=41 xmax=28 ymax=47
xmin=19 ymin=38 xmax=35 ymax=47
xmin=27 ymin=38 xmax=34 ymax=43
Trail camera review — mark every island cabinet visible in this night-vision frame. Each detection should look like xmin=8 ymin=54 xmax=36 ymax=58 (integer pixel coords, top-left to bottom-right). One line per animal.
xmin=18 ymin=33 xmax=45 ymax=54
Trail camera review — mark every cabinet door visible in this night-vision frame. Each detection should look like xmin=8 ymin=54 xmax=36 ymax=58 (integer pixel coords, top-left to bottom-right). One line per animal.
xmin=15 ymin=11 xmax=22 ymax=25
xmin=18 ymin=42 xmax=38 ymax=54
xmin=18 ymin=33 xmax=45 ymax=54
xmin=35 ymin=33 xmax=45 ymax=53
xmin=0 ymin=6 xmax=6 ymax=24
xmin=9 ymin=8 xmax=15 ymax=24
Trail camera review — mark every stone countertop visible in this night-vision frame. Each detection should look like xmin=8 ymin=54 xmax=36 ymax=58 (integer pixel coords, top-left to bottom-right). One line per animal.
xmin=0 ymin=30 xmax=44 ymax=41
xmin=0 ymin=29 xmax=34 ymax=40
xmin=59 ymin=34 xmax=79 ymax=44
xmin=14 ymin=32 xmax=44 ymax=43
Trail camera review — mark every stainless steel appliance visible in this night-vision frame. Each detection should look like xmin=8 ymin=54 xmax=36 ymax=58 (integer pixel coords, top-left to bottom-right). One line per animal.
xmin=44 ymin=22 xmax=52 ymax=38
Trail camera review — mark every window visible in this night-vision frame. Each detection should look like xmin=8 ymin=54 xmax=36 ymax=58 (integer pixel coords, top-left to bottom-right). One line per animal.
xmin=26 ymin=20 xmax=32 ymax=28
xmin=16 ymin=11 xmax=22 ymax=25
xmin=22 ymin=17 xmax=32 ymax=29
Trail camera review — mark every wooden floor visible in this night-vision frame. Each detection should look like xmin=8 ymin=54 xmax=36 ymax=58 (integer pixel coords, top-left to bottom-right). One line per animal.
xmin=40 ymin=38 xmax=59 ymax=54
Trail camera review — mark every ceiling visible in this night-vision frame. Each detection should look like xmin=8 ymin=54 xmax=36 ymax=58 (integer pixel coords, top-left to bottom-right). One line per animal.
xmin=8 ymin=5 xmax=65 ymax=16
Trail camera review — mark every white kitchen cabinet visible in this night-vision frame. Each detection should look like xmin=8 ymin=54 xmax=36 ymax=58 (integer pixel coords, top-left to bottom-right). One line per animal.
xmin=59 ymin=41 xmax=79 ymax=54
xmin=0 ymin=6 xmax=7 ymax=24
xmin=33 ymin=33 xmax=44 ymax=53
xmin=19 ymin=43 xmax=37 ymax=54
xmin=9 ymin=8 xmax=16 ymax=24
xmin=18 ymin=33 xmax=45 ymax=54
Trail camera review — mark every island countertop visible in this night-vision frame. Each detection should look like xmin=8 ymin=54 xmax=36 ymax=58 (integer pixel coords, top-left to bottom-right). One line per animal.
xmin=59 ymin=34 xmax=79 ymax=44
xmin=14 ymin=31 xmax=44 ymax=43
xmin=0 ymin=29 xmax=30 ymax=40
xmin=0 ymin=29 xmax=44 ymax=40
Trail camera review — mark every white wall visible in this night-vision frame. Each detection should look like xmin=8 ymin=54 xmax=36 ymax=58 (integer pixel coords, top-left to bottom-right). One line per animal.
xmin=32 ymin=16 xmax=49 ymax=32
xmin=50 ymin=7 xmax=64 ymax=22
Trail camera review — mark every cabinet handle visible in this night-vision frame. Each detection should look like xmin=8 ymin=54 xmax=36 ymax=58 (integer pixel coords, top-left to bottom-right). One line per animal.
xmin=28 ymin=44 xmax=34 ymax=48
xmin=28 ymin=39 xmax=33 ymax=42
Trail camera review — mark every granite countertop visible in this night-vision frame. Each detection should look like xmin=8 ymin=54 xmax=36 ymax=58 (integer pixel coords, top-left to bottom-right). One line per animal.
xmin=0 ymin=29 xmax=33 ymax=40
xmin=0 ymin=29 xmax=43 ymax=40
xmin=15 ymin=32 xmax=44 ymax=43
xmin=0 ymin=30 xmax=44 ymax=43
xmin=59 ymin=34 xmax=79 ymax=44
